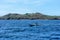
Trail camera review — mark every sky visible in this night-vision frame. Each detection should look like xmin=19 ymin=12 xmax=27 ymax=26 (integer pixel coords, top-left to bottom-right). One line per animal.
xmin=0 ymin=0 xmax=60 ymax=16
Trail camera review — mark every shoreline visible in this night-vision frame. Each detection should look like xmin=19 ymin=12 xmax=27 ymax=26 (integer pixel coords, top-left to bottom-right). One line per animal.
xmin=0 ymin=13 xmax=60 ymax=20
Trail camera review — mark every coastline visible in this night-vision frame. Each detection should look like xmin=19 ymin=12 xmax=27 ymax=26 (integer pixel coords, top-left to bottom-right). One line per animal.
xmin=0 ymin=13 xmax=60 ymax=20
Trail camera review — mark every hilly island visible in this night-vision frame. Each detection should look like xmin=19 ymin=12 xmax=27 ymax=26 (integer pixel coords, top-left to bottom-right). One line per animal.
xmin=0 ymin=12 xmax=60 ymax=20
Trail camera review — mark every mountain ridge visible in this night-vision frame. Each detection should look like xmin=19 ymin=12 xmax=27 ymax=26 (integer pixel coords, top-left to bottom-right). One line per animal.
xmin=0 ymin=12 xmax=60 ymax=20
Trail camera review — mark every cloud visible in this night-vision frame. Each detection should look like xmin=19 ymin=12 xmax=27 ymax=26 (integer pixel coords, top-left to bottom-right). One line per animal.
xmin=0 ymin=0 xmax=49 ymax=4
xmin=0 ymin=0 xmax=59 ymax=16
xmin=0 ymin=0 xmax=50 ymax=16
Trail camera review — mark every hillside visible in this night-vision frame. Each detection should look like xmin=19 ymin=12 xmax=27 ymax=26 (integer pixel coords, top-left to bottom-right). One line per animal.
xmin=0 ymin=12 xmax=60 ymax=20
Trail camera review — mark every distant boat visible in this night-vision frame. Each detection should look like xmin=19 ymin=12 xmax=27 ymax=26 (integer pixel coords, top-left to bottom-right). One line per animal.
xmin=29 ymin=23 xmax=39 ymax=27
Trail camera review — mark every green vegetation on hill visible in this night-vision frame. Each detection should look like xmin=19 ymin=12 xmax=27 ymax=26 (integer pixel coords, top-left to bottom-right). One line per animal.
xmin=0 ymin=12 xmax=60 ymax=20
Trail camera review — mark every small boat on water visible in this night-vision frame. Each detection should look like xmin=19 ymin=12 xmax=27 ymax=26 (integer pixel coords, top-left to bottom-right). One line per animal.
xmin=29 ymin=23 xmax=39 ymax=27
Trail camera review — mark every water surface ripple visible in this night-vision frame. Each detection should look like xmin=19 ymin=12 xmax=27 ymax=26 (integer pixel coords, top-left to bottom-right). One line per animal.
xmin=0 ymin=20 xmax=60 ymax=40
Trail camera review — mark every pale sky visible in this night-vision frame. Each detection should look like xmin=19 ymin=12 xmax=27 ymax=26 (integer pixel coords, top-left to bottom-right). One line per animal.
xmin=0 ymin=0 xmax=60 ymax=16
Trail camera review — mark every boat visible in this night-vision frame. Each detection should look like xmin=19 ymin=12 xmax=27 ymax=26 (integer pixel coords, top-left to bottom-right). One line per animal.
xmin=29 ymin=23 xmax=39 ymax=27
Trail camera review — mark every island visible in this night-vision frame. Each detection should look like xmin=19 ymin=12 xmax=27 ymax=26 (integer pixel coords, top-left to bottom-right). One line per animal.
xmin=0 ymin=12 xmax=60 ymax=20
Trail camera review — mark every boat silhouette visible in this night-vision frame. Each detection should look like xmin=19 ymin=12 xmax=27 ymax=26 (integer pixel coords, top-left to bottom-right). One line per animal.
xmin=29 ymin=23 xmax=39 ymax=27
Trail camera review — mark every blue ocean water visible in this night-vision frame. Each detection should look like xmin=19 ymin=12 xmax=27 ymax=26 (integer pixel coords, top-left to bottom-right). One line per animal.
xmin=0 ymin=20 xmax=60 ymax=40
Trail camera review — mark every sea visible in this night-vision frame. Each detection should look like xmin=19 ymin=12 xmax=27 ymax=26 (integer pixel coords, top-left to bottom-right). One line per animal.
xmin=0 ymin=20 xmax=60 ymax=40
